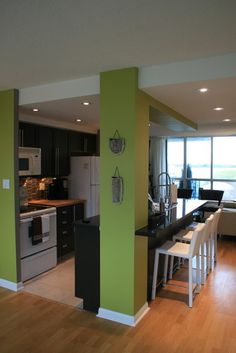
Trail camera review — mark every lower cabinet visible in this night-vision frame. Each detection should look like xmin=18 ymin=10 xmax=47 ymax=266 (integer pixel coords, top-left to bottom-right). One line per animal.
xmin=57 ymin=203 xmax=84 ymax=257
xmin=74 ymin=215 xmax=100 ymax=313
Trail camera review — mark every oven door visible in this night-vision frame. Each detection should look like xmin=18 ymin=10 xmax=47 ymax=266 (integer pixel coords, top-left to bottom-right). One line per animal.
xmin=20 ymin=212 xmax=57 ymax=282
xmin=20 ymin=212 xmax=57 ymax=258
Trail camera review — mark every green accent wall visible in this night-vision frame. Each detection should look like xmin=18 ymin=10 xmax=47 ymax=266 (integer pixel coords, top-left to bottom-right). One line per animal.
xmin=0 ymin=90 xmax=19 ymax=283
xmin=100 ymin=68 xmax=148 ymax=316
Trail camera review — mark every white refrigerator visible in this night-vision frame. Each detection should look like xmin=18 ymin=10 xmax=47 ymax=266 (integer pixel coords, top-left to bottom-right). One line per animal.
xmin=68 ymin=156 xmax=99 ymax=218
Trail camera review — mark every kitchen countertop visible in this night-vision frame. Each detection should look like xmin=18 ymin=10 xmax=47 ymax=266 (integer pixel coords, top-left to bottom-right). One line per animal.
xmin=29 ymin=199 xmax=85 ymax=207
xmin=136 ymin=199 xmax=207 ymax=238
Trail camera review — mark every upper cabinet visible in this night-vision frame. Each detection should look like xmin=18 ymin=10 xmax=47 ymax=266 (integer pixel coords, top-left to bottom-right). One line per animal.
xmin=69 ymin=131 xmax=98 ymax=155
xmin=37 ymin=126 xmax=69 ymax=177
xmin=53 ymin=128 xmax=69 ymax=176
xmin=19 ymin=122 xmax=37 ymax=147
xmin=82 ymin=133 xmax=97 ymax=154
xmin=69 ymin=131 xmax=82 ymax=154
xmin=37 ymin=125 xmax=54 ymax=176
xmin=19 ymin=122 xmax=98 ymax=177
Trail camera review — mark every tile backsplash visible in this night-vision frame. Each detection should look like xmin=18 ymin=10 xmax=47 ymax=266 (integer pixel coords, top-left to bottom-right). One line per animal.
xmin=20 ymin=177 xmax=52 ymax=200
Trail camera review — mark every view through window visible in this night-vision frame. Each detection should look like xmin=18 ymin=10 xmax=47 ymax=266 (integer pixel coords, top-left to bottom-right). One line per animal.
xmin=167 ymin=136 xmax=236 ymax=200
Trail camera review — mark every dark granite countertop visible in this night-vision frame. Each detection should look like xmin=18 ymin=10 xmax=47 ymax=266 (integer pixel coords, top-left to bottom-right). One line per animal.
xmin=136 ymin=199 xmax=207 ymax=238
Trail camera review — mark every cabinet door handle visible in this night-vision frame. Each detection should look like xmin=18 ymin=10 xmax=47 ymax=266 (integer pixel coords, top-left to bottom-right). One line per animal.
xmin=62 ymin=221 xmax=68 ymax=225
xmin=84 ymin=137 xmax=88 ymax=152
xmin=55 ymin=148 xmax=58 ymax=175
xmin=62 ymin=244 xmax=68 ymax=248
xmin=62 ymin=210 xmax=67 ymax=215
xmin=62 ymin=230 xmax=68 ymax=235
xmin=57 ymin=147 xmax=60 ymax=175
xmin=22 ymin=130 xmax=24 ymax=146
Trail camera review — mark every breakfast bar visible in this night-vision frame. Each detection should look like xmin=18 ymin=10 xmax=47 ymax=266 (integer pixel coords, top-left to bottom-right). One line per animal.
xmin=74 ymin=199 xmax=207 ymax=311
xmin=135 ymin=199 xmax=207 ymax=299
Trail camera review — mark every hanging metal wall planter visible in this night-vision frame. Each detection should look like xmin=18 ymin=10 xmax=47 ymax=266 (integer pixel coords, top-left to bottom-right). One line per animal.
xmin=109 ymin=130 xmax=125 ymax=155
xmin=112 ymin=167 xmax=123 ymax=203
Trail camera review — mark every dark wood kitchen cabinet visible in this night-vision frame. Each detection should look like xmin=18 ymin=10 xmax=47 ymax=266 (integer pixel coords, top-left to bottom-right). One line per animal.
xmin=82 ymin=133 xmax=97 ymax=154
xmin=37 ymin=125 xmax=54 ymax=176
xmin=53 ymin=128 xmax=70 ymax=176
xmin=19 ymin=122 xmax=98 ymax=177
xmin=57 ymin=203 xmax=84 ymax=258
xmin=19 ymin=122 xmax=37 ymax=147
xmin=37 ymin=126 xmax=69 ymax=177
xmin=69 ymin=131 xmax=82 ymax=154
xmin=69 ymin=131 xmax=98 ymax=155
xmin=57 ymin=205 xmax=74 ymax=257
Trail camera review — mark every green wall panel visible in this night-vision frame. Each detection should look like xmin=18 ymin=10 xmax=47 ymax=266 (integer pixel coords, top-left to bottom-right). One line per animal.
xmin=100 ymin=68 xmax=149 ymax=316
xmin=0 ymin=90 xmax=19 ymax=283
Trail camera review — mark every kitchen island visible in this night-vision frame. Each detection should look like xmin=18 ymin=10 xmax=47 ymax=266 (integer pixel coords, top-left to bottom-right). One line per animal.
xmin=74 ymin=200 xmax=207 ymax=312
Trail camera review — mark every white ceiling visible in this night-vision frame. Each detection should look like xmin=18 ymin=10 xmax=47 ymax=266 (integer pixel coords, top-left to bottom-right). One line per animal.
xmin=1 ymin=0 xmax=236 ymax=135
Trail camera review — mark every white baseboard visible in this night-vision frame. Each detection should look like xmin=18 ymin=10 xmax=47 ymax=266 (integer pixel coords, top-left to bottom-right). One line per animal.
xmin=0 ymin=278 xmax=24 ymax=292
xmin=97 ymin=302 xmax=150 ymax=326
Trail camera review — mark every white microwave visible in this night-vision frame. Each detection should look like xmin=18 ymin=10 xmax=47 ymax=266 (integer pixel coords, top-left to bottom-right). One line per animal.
xmin=19 ymin=147 xmax=41 ymax=176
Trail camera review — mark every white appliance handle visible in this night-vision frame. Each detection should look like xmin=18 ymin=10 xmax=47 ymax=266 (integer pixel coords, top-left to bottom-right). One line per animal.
xmin=20 ymin=212 xmax=57 ymax=224
xmin=20 ymin=217 xmax=33 ymax=223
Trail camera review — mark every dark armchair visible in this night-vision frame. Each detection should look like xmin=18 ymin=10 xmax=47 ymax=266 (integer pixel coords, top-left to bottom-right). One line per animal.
xmin=177 ymin=188 xmax=193 ymax=199
xmin=199 ymin=189 xmax=224 ymax=206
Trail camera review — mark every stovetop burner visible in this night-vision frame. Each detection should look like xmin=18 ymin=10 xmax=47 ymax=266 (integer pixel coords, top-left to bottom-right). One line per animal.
xmin=20 ymin=204 xmax=56 ymax=220
xmin=20 ymin=205 xmax=48 ymax=214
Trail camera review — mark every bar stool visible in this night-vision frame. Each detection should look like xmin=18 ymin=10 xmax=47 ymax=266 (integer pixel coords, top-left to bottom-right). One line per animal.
xmin=210 ymin=207 xmax=222 ymax=271
xmin=187 ymin=208 xmax=222 ymax=272
xmin=151 ymin=223 xmax=205 ymax=307
xmin=172 ymin=215 xmax=214 ymax=284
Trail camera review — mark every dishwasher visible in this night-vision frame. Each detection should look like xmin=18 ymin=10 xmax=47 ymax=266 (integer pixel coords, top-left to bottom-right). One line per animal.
xmin=20 ymin=205 xmax=57 ymax=282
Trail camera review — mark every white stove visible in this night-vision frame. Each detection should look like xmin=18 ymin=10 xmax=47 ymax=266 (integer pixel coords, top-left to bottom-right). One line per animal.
xmin=20 ymin=204 xmax=57 ymax=282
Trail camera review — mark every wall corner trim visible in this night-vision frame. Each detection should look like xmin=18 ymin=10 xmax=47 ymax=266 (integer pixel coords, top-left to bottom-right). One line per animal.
xmin=0 ymin=278 xmax=24 ymax=292
xmin=97 ymin=302 xmax=149 ymax=326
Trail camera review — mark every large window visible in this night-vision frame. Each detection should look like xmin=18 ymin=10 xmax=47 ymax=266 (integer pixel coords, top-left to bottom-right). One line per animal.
xmin=167 ymin=138 xmax=184 ymax=178
xmin=213 ymin=137 xmax=236 ymax=179
xmin=167 ymin=136 xmax=236 ymax=200
xmin=186 ymin=137 xmax=211 ymax=179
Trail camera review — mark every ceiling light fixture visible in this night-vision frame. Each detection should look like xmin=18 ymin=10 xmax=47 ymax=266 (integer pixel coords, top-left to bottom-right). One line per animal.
xmin=223 ymin=118 xmax=231 ymax=122
xmin=213 ymin=107 xmax=224 ymax=111
xmin=32 ymin=108 xmax=39 ymax=112
xmin=81 ymin=101 xmax=90 ymax=106
xmin=76 ymin=118 xmax=82 ymax=122
xmin=198 ymin=88 xmax=208 ymax=93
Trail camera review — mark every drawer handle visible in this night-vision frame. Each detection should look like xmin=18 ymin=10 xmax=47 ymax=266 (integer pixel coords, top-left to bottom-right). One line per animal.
xmin=62 ymin=211 xmax=68 ymax=215
xmin=62 ymin=221 xmax=68 ymax=225
xmin=62 ymin=244 xmax=68 ymax=248
xmin=62 ymin=231 xmax=68 ymax=235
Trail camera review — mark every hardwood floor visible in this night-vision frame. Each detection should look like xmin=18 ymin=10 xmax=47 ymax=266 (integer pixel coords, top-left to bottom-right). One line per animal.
xmin=1 ymin=237 xmax=236 ymax=353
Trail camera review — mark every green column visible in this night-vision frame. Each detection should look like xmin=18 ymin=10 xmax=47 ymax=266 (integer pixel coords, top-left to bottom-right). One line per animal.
xmin=99 ymin=68 xmax=149 ymax=325
xmin=0 ymin=89 xmax=20 ymax=287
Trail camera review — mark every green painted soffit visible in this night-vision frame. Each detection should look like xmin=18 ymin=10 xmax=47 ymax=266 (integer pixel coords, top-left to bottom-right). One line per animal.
xmin=141 ymin=91 xmax=197 ymax=132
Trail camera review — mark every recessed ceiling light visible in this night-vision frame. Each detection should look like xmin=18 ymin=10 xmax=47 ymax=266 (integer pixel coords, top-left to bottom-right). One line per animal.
xmin=223 ymin=118 xmax=231 ymax=122
xmin=32 ymin=108 xmax=39 ymax=112
xmin=198 ymin=88 xmax=208 ymax=93
xmin=76 ymin=118 xmax=82 ymax=122
xmin=81 ymin=101 xmax=90 ymax=106
xmin=213 ymin=107 xmax=224 ymax=111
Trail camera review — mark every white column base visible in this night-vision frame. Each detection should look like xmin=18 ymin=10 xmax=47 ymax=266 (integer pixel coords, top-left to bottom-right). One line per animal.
xmin=97 ymin=302 xmax=149 ymax=326
xmin=0 ymin=278 xmax=24 ymax=291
